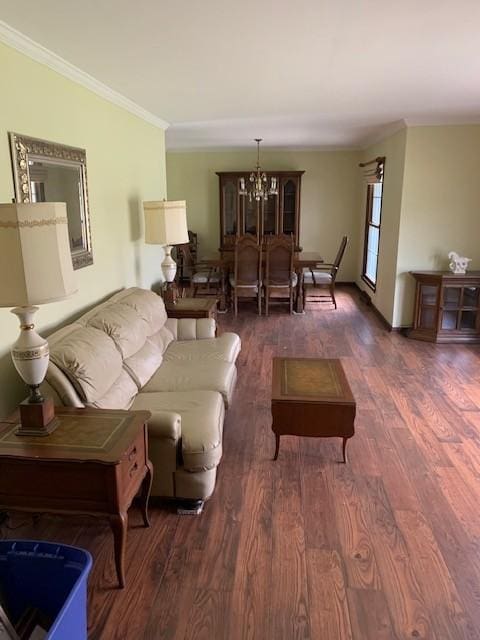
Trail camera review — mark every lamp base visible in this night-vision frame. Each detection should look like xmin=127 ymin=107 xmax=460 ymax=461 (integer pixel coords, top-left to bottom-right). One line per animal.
xmin=16 ymin=397 xmax=59 ymax=437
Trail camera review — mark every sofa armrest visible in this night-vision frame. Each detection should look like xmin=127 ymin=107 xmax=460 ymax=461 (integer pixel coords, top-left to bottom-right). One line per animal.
xmin=168 ymin=317 xmax=216 ymax=340
xmin=147 ymin=410 xmax=182 ymax=441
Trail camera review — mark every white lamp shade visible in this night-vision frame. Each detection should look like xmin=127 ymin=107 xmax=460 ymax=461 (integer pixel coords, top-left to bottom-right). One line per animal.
xmin=0 ymin=202 xmax=77 ymax=307
xmin=143 ymin=200 xmax=189 ymax=246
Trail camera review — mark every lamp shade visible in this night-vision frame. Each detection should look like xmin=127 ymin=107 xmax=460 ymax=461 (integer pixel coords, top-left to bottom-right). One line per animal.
xmin=0 ymin=202 xmax=77 ymax=307
xmin=143 ymin=200 xmax=188 ymax=246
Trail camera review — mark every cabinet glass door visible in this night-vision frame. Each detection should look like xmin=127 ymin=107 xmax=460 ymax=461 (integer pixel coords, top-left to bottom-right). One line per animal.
xmin=262 ymin=193 xmax=278 ymax=236
xmin=463 ymin=287 xmax=479 ymax=307
xmin=281 ymin=178 xmax=298 ymax=235
xmin=418 ymin=284 xmax=438 ymax=329
xmin=242 ymin=197 xmax=258 ymax=236
xmin=222 ymin=179 xmax=238 ymax=239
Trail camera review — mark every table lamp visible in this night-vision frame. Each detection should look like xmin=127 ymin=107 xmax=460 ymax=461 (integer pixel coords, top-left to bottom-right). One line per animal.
xmin=143 ymin=200 xmax=188 ymax=302
xmin=0 ymin=202 xmax=77 ymax=436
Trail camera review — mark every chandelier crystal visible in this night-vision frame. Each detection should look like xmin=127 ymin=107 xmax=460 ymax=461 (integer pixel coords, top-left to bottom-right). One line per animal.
xmin=239 ymin=139 xmax=278 ymax=202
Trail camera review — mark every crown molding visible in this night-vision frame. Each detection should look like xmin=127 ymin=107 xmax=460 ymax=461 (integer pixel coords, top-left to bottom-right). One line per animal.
xmin=166 ymin=144 xmax=360 ymax=153
xmin=0 ymin=20 xmax=169 ymax=130
xmin=404 ymin=115 xmax=480 ymax=126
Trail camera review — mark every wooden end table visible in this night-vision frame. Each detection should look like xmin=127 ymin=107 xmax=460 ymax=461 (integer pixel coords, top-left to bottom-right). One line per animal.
xmin=0 ymin=407 xmax=152 ymax=588
xmin=271 ymin=358 xmax=356 ymax=462
xmin=165 ymin=297 xmax=218 ymax=319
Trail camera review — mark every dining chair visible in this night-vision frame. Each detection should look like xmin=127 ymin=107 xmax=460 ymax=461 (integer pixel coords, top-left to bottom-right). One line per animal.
xmin=191 ymin=257 xmax=223 ymax=298
xmin=263 ymin=234 xmax=296 ymax=315
xmin=230 ymin=235 xmax=262 ymax=315
xmin=302 ymin=235 xmax=348 ymax=309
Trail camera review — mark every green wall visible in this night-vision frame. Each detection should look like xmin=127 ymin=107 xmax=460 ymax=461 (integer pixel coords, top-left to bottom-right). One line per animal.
xmin=167 ymin=149 xmax=362 ymax=281
xmin=394 ymin=125 xmax=480 ymax=326
xmin=357 ymin=125 xmax=480 ymax=328
xmin=0 ymin=42 xmax=167 ymax=417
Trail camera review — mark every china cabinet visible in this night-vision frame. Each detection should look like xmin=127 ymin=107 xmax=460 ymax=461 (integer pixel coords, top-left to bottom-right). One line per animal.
xmin=409 ymin=271 xmax=480 ymax=343
xmin=217 ymin=171 xmax=304 ymax=249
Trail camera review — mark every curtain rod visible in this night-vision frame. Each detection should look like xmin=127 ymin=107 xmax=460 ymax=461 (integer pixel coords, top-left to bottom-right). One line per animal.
xmin=359 ymin=156 xmax=385 ymax=168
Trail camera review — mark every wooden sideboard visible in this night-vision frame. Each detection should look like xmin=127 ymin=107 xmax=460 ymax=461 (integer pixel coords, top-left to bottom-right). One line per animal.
xmin=409 ymin=271 xmax=480 ymax=343
xmin=217 ymin=171 xmax=304 ymax=250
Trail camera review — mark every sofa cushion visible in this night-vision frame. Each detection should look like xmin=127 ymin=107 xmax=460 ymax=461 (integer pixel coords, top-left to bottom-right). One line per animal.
xmin=115 ymin=288 xmax=167 ymax=335
xmin=87 ymin=303 xmax=149 ymax=359
xmin=148 ymin=326 xmax=175 ymax=354
xmin=123 ymin=339 xmax=163 ymax=388
xmin=89 ymin=370 xmax=138 ymax=409
xmin=132 ymin=390 xmax=224 ymax=472
xmin=50 ymin=326 xmax=124 ymax=404
xmin=164 ymin=333 xmax=241 ymax=364
xmin=141 ymin=360 xmax=237 ymax=407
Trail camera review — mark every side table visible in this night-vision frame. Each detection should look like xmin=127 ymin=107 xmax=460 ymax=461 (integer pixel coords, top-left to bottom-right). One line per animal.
xmin=0 ymin=407 xmax=152 ymax=588
xmin=165 ymin=297 xmax=218 ymax=319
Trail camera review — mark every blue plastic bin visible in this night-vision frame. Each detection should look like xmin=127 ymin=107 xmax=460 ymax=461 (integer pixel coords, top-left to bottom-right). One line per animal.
xmin=0 ymin=540 xmax=92 ymax=640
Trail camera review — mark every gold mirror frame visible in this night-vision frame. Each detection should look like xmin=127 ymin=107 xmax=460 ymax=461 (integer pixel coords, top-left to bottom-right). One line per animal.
xmin=9 ymin=132 xmax=93 ymax=270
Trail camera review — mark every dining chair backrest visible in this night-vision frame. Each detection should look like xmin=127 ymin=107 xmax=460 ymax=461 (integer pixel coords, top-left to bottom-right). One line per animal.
xmin=333 ymin=235 xmax=348 ymax=271
xmin=265 ymin=234 xmax=294 ymax=286
xmin=234 ymin=234 xmax=262 ymax=286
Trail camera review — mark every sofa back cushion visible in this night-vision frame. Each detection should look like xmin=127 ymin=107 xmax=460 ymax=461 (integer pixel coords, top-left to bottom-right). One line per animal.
xmin=123 ymin=339 xmax=163 ymax=388
xmin=87 ymin=303 xmax=149 ymax=359
xmin=50 ymin=326 xmax=125 ymax=405
xmin=115 ymin=288 xmax=167 ymax=336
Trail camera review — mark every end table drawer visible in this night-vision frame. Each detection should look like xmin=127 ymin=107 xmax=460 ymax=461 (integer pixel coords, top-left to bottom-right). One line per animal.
xmin=119 ymin=430 xmax=147 ymax=496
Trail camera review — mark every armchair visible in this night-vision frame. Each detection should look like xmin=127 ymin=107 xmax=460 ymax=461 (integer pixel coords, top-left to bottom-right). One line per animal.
xmin=191 ymin=258 xmax=223 ymax=298
xmin=303 ymin=236 xmax=348 ymax=309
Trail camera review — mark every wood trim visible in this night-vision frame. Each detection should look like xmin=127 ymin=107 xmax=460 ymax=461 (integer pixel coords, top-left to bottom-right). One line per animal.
xmin=353 ymin=283 xmax=400 ymax=332
xmin=361 ymin=167 xmax=385 ymax=292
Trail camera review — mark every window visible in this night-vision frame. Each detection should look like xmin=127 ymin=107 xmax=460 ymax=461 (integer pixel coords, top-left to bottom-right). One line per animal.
xmin=362 ymin=180 xmax=383 ymax=290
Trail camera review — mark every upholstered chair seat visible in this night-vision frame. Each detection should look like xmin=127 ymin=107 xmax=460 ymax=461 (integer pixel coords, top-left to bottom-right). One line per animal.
xmin=192 ymin=271 xmax=221 ymax=284
xmin=302 ymin=270 xmax=332 ymax=285
xmin=229 ymin=275 xmax=261 ymax=292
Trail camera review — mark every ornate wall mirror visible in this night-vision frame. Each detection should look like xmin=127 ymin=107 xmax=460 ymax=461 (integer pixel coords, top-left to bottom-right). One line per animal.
xmin=9 ymin=132 xmax=93 ymax=270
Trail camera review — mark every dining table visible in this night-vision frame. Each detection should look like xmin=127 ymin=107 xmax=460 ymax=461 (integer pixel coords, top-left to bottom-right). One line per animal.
xmin=197 ymin=250 xmax=324 ymax=313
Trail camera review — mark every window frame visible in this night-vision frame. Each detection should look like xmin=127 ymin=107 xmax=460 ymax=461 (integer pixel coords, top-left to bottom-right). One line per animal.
xmin=361 ymin=179 xmax=384 ymax=292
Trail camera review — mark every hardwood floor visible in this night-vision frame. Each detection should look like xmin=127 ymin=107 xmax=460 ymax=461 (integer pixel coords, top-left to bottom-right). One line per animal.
xmin=2 ymin=286 xmax=480 ymax=639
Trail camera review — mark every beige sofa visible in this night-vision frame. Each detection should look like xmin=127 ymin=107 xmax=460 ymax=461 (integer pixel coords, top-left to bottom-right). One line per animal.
xmin=41 ymin=287 xmax=241 ymax=502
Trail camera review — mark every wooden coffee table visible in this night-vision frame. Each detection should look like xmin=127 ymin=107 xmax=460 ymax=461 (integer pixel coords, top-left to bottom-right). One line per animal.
xmin=271 ymin=358 xmax=356 ymax=462
xmin=0 ymin=407 xmax=152 ymax=588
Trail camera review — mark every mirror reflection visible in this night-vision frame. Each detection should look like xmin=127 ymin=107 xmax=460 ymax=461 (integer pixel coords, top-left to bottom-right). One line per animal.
xmin=9 ymin=132 xmax=93 ymax=270
xmin=29 ymin=159 xmax=86 ymax=253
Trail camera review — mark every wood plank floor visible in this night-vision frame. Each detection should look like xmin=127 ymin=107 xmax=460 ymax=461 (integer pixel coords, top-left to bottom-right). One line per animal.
xmin=3 ymin=286 xmax=480 ymax=639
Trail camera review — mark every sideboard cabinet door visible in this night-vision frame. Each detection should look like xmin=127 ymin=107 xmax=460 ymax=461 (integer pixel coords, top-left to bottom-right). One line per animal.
xmin=409 ymin=271 xmax=480 ymax=343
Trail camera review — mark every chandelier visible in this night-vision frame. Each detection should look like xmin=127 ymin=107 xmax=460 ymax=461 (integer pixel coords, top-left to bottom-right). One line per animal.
xmin=239 ymin=139 xmax=278 ymax=202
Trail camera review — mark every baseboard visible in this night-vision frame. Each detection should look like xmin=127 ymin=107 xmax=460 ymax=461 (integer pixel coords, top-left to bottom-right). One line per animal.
xmin=352 ymin=283 xmax=398 ymax=332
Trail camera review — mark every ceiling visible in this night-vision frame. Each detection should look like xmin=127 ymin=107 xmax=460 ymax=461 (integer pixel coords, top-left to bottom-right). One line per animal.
xmin=1 ymin=0 xmax=480 ymax=150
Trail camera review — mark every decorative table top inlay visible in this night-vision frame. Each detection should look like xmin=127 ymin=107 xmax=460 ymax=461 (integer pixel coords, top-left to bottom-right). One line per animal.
xmin=281 ymin=358 xmax=342 ymax=398
xmin=0 ymin=408 xmax=150 ymax=463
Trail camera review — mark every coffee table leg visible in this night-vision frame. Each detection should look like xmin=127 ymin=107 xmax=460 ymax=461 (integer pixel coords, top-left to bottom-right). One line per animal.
xmin=140 ymin=460 xmax=153 ymax=527
xmin=274 ymin=434 xmax=280 ymax=460
xmin=342 ymin=437 xmax=349 ymax=464
xmin=110 ymin=511 xmax=127 ymax=588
